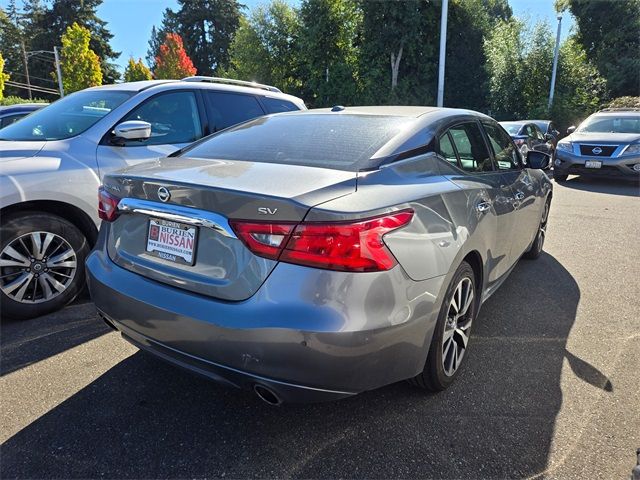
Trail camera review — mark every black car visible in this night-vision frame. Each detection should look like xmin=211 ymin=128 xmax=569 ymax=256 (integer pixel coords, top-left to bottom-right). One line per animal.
xmin=0 ymin=103 xmax=47 ymax=129
xmin=531 ymin=120 xmax=561 ymax=147
xmin=500 ymin=121 xmax=555 ymax=158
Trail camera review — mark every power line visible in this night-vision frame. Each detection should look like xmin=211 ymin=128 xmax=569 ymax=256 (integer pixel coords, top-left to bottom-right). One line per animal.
xmin=5 ymin=80 xmax=60 ymax=96
xmin=7 ymin=70 xmax=57 ymax=85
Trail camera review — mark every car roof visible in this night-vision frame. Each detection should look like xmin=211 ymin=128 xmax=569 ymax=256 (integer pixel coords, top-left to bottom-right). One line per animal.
xmin=592 ymin=110 xmax=640 ymax=117
xmin=500 ymin=121 xmax=527 ymax=126
xmin=84 ymin=78 xmax=305 ymax=106
xmin=0 ymin=103 xmax=48 ymax=114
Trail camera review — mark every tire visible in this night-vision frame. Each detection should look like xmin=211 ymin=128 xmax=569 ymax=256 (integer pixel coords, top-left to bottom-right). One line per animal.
xmin=553 ymin=173 xmax=568 ymax=182
xmin=524 ymin=198 xmax=550 ymax=260
xmin=0 ymin=212 xmax=90 ymax=320
xmin=412 ymin=261 xmax=477 ymax=391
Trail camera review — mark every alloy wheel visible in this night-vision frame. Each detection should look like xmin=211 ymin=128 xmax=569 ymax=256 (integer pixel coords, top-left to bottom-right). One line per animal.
xmin=442 ymin=276 xmax=474 ymax=377
xmin=0 ymin=231 xmax=77 ymax=304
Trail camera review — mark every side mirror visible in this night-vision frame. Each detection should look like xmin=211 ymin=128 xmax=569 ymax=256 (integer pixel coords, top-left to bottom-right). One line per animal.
xmin=113 ymin=120 xmax=151 ymax=141
xmin=544 ymin=133 xmax=554 ymax=141
xmin=567 ymin=126 xmax=576 ymax=135
xmin=526 ymin=150 xmax=551 ymax=170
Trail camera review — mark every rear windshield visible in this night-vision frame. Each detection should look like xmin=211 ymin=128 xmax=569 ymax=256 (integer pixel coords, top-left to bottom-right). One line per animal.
xmin=182 ymin=114 xmax=416 ymax=171
xmin=501 ymin=123 xmax=522 ymax=135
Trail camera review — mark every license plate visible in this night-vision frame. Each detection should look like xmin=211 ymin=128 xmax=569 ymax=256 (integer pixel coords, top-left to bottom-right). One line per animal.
xmin=146 ymin=218 xmax=198 ymax=265
xmin=585 ymin=160 xmax=602 ymax=169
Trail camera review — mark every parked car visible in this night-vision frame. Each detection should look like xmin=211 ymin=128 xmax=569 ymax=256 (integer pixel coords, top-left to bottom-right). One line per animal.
xmin=0 ymin=103 xmax=48 ymax=128
xmin=554 ymin=108 xmax=640 ymax=181
xmin=0 ymin=77 xmax=306 ymax=319
xmin=531 ymin=120 xmax=561 ymax=147
xmin=87 ymin=106 xmax=553 ymax=404
xmin=500 ymin=121 xmax=555 ymax=158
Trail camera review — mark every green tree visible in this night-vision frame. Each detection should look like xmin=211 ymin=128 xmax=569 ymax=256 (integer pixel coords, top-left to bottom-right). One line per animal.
xmin=550 ymin=36 xmax=607 ymax=130
xmin=146 ymin=9 xmax=180 ymax=70
xmin=152 ymin=0 xmax=243 ymax=76
xmin=28 ymin=0 xmax=120 ymax=84
xmin=556 ymin=0 xmax=640 ymax=97
xmin=359 ymin=0 xmax=437 ymax=105
xmin=0 ymin=52 xmax=9 ymax=99
xmin=485 ymin=19 xmax=606 ymax=129
xmin=153 ymin=33 xmax=197 ymax=79
xmin=124 ymin=57 xmax=153 ymax=82
xmin=224 ymin=1 xmax=302 ymax=95
xmin=0 ymin=2 xmax=28 ymax=98
xmin=298 ymin=0 xmax=361 ymax=107
xmin=484 ymin=19 xmax=527 ymax=119
xmin=59 ymin=23 xmax=103 ymax=93
xmin=444 ymin=0 xmax=512 ymax=110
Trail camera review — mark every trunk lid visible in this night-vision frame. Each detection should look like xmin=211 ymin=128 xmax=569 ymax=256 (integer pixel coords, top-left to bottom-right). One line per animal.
xmin=103 ymin=157 xmax=356 ymax=301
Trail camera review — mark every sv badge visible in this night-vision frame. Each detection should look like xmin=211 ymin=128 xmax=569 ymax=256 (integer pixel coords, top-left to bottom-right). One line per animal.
xmin=258 ymin=207 xmax=278 ymax=215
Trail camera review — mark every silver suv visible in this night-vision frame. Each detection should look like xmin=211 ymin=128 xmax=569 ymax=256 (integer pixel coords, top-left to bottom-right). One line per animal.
xmin=0 ymin=77 xmax=305 ymax=319
xmin=554 ymin=108 xmax=640 ymax=181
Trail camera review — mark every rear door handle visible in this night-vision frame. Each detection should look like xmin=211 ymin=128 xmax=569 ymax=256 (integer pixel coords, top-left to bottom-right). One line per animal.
xmin=476 ymin=201 xmax=492 ymax=213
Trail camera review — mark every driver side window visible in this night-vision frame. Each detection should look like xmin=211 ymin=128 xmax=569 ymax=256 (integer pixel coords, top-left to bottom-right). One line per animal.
xmin=121 ymin=91 xmax=202 ymax=146
xmin=483 ymin=121 xmax=521 ymax=170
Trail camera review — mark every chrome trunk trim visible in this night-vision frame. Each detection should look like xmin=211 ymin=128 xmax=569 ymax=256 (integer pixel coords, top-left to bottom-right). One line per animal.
xmin=117 ymin=198 xmax=237 ymax=238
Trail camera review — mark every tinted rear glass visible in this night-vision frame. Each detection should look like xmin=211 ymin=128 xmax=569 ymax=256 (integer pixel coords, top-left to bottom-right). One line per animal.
xmin=203 ymin=91 xmax=265 ymax=131
xmin=262 ymin=97 xmax=300 ymax=113
xmin=182 ymin=114 xmax=415 ymax=171
xmin=501 ymin=123 xmax=522 ymax=135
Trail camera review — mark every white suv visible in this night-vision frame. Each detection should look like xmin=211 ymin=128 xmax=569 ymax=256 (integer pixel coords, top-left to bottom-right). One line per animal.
xmin=0 ymin=77 xmax=306 ymax=319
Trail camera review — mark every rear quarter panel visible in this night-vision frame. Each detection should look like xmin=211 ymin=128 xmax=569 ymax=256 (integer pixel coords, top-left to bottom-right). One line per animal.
xmin=305 ymin=154 xmax=495 ymax=288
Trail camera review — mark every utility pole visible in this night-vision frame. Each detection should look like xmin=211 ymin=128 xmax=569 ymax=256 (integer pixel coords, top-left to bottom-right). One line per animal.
xmin=548 ymin=15 xmax=562 ymax=110
xmin=20 ymin=41 xmax=32 ymax=100
xmin=436 ymin=0 xmax=449 ymax=107
xmin=53 ymin=46 xmax=64 ymax=98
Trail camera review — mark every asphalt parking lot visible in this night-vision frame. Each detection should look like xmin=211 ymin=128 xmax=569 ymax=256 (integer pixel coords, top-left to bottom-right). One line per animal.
xmin=1 ymin=177 xmax=639 ymax=479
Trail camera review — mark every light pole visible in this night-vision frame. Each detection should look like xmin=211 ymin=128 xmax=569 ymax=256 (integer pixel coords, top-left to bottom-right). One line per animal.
xmin=436 ymin=0 xmax=449 ymax=107
xmin=548 ymin=15 xmax=562 ymax=111
xmin=53 ymin=47 xmax=64 ymax=97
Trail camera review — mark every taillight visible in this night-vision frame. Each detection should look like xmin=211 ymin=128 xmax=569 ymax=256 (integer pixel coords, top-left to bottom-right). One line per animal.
xmin=230 ymin=210 xmax=413 ymax=272
xmin=98 ymin=186 xmax=120 ymax=222
xmin=228 ymin=221 xmax=295 ymax=260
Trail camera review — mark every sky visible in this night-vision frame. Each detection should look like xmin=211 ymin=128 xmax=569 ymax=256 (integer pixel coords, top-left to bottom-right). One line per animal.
xmin=1 ymin=0 xmax=575 ymax=75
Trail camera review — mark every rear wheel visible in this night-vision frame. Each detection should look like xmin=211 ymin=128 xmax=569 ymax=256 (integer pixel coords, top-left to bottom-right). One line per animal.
xmin=0 ymin=212 xmax=90 ymax=320
xmin=412 ymin=261 xmax=477 ymax=391
xmin=524 ymin=199 xmax=550 ymax=260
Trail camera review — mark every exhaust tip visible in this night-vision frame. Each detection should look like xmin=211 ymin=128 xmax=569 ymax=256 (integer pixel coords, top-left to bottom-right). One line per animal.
xmin=253 ymin=384 xmax=282 ymax=406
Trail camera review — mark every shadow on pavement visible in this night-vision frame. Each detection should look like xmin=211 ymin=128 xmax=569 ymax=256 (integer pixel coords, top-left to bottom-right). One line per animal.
xmin=0 ymin=302 xmax=108 ymax=376
xmin=1 ymin=253 xmax=612 ymax=479
xmin=559 ymin=176 xmax=640 ymax=197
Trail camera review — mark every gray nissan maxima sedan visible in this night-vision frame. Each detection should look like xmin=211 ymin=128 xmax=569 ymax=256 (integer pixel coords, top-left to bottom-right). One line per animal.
xmin=87 ymin=106 xmax=552 ymax=404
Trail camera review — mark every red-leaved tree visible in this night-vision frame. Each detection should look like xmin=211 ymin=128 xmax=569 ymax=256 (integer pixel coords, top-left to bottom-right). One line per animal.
xmin=153 ymin=33 xmax=197 ymax=79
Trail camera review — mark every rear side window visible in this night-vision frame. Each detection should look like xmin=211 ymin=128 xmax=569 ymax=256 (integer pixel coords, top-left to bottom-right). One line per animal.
xmin=483 ymin=121 xmax=521 ymax=170
xmin=182 ymin=114 xmax=416 ymax=171
xmin=437 ymin=132 xmax=458 ymax=167
xmin=262 ymin=97 xmax=300 ymax=114
xmin=447 ymin=123 xmax=493 ymax=172
xmin=203 ymin=92 xmax=265 ymax=131
xmin=0 ymin=114 xmax=25 ymax=128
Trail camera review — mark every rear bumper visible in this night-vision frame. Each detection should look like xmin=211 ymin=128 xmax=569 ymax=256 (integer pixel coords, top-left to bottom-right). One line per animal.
xmin=555 ymin=150 xmax=640 ymax=180
xmin=86 ymin=247 xmax=444 ymax=402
